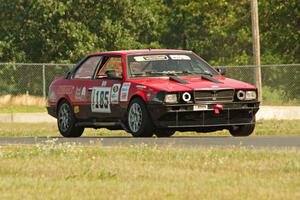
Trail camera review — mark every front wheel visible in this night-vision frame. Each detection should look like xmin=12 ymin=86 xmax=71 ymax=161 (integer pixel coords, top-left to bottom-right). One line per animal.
xmin=229 ymin=124 xmax=255 ymax=137
xmin=127 ymin=98 xmax=154 ymax=137
xmin=57 ymin=100 xmax=84 ymax=137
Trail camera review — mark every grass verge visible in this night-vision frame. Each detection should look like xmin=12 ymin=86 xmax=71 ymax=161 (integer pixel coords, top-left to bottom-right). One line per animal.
xmin=0 ymin=144 xmax=299 ymax=200
xmin=0 ymin=95 xmax=46 ymax=113
xmin=0 ymin=105 xmax=46 ymax=113
xmin=0 ymin=120 xmax=299 ymax=137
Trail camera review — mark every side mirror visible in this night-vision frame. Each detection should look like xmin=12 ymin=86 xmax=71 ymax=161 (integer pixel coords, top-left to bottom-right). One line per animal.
xmin=65 ymin=71 xmax=72 ymax=79
xmin=216 ymin=68 xmax=226 ymax=76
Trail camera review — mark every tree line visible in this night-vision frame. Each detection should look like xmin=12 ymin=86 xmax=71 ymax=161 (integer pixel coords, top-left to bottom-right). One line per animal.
xmin=0 ymin=0 xmax=299 ymax=65
xmin=0 ymin=0 xmax=299 ymax=102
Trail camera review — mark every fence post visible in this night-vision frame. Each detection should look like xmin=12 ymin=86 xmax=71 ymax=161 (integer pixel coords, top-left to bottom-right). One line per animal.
xmin=42 ymin=64 xmax=46 ymax=99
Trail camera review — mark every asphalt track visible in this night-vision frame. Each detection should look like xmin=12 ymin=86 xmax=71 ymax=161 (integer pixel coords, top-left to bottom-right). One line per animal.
xmin=0 ymin=136 xmax=300 ymax=148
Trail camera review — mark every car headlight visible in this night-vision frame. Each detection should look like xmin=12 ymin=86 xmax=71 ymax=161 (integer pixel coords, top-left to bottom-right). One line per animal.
xmin=164 ymin=94 xmax=178 ymax=103
xmin=237 ymin=90 xmax=257 ymax=100
xmin=245 ymin=91 xmax=257 ymax=100
xmin=237 ymin=90 xmax=246 ymax=100
xmin=182 ymin=92 xmax=192 ymax=102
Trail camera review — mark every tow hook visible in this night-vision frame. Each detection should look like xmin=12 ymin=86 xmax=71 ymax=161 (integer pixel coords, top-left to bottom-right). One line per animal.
xmin=214 ymin=104 xmax=224 ymax=115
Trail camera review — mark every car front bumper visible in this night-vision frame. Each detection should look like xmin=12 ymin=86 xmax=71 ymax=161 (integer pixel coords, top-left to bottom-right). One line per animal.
xmin=147 ymin=101 xmax=259 ymax=130
xmin=47 ymin=106 xmax=57 ymax=118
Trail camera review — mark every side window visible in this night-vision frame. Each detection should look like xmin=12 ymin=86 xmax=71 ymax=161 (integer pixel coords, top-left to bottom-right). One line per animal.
xmin=73 ymin=56 xmax=102 ymax=79
xmin=97 ymin=56 xmax=123 ymax=79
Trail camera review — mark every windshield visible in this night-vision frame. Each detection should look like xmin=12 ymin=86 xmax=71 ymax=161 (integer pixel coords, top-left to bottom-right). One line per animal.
xmin=127 ymin=53 xmax=219 ymax=78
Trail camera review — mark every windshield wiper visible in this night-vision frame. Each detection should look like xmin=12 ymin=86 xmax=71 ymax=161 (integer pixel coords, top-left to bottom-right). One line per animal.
xmin=145 ymin=71 xmax=192 ymax=84
xmin=145 ymin=71 xmax=183 ymax=76
xmin=198 ymin=72 xmax=213 ymax=76
xmin=132 ymin=70 xmax=213 ymax=77
xmin=145 ymin=71 xmax=212 ymax=76
xmin=179 ymin=70 xmax=223 ymax=84
xmin=131 ymin=72 xmax=145 ymax=77
xmin=181 ymin=70 xmax=213 ymax=76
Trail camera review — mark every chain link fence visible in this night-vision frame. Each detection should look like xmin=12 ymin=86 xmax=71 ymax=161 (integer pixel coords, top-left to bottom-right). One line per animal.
xmin=0 ymin=63 xmax=299 ymax=107
xmin=0 ymin=63 xmax=73 ymax=97
xmin=218 ymin=64 xmax=300 ymax=105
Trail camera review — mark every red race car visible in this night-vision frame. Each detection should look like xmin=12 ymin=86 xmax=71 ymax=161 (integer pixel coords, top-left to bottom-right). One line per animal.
xmin=47 ymin=49 xmax=259 ymax=137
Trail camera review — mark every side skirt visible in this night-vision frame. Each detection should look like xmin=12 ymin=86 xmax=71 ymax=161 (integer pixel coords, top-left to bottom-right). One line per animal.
xmin=75 ymin=121 xmax=129 ymax=131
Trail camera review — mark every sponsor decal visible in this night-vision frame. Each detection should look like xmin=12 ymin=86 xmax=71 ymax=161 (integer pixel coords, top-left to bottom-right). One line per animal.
xmin=91 ymin=87 xmax=111 ymax=113
xmin=111 ymin=84 xmax=121 ymax=104
xmin=81 ymin=87 xmax=86 ymax=99
xmin=102 ymin=81 xmax=107 ymax=86
xmin=75 ymin=86 xmax=87 ymax=100
xmin=56 ymin=86 xmax=73 ymax=95
xmin=120 ymin=82 xmax=131 ymax=102
xmin=74 ymin=87 xmax=81 ymax=100
xmin=170 ymin=55 xmax=191 ymax=60
xmin=136 ymin=85 xmax=147 ymax=89
xmin=134 ymin=55 xmax=168 ymax=62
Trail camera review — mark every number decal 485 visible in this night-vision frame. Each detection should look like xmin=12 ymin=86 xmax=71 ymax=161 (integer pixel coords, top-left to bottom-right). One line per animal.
xmin=91 ymin=87 xmax=111 ymax=113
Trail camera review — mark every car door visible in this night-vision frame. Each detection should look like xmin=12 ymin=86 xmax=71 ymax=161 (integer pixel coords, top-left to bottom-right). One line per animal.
xmin=88 ymin=55 xmax=125 ymax=121
xmin=68 ymin=55 xmax=103 ymax=120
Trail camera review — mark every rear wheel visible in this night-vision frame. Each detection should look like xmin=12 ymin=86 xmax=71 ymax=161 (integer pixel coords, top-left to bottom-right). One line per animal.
xmin=57 ymin=100 xmax=84 ymax=137
xmin=229 ymin=124 xmax=255 ymax=137
xmin=155 ymin=129 xmax=176 ymax=137
xmin=127 ymin=98 xmax=154 ymax=137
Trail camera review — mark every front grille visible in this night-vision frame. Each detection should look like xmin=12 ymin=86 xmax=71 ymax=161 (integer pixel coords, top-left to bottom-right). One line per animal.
xmin=194 ymin=89 xmax=234 ymax=102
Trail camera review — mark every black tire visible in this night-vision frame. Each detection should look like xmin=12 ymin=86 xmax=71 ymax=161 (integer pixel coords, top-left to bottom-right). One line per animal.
xmin=155 ymin=129 xmax=176 ymax=137
xmin=57 ymin=100 xmax=84 ymax=137
xmin=229 ymin=124 xmax=255 ymax=137
xmin=127 ymin=98 xmax=154 ymax=137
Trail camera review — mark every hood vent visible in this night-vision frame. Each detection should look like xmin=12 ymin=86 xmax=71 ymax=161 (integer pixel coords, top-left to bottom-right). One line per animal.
xmin=169 ymin=76 xmax=189 ymax=84
xmin=201 ymin=74 xmax=223 ymax=84
xmin=168 ymin=74 xmax=223 ymax=85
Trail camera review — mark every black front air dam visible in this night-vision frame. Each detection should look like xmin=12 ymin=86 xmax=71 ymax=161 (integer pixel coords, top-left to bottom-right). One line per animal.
xmin=147 ymin=102 xmax=259 ymax=129
xmin=47 ymin=106 xmax=57 ymax=118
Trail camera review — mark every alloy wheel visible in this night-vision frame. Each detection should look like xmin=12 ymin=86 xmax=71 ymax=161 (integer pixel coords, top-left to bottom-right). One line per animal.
xmin=128 ymin=102 xmax=143 ymax=133
xmin=58 ymin=103 xmax=71 ymax=132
